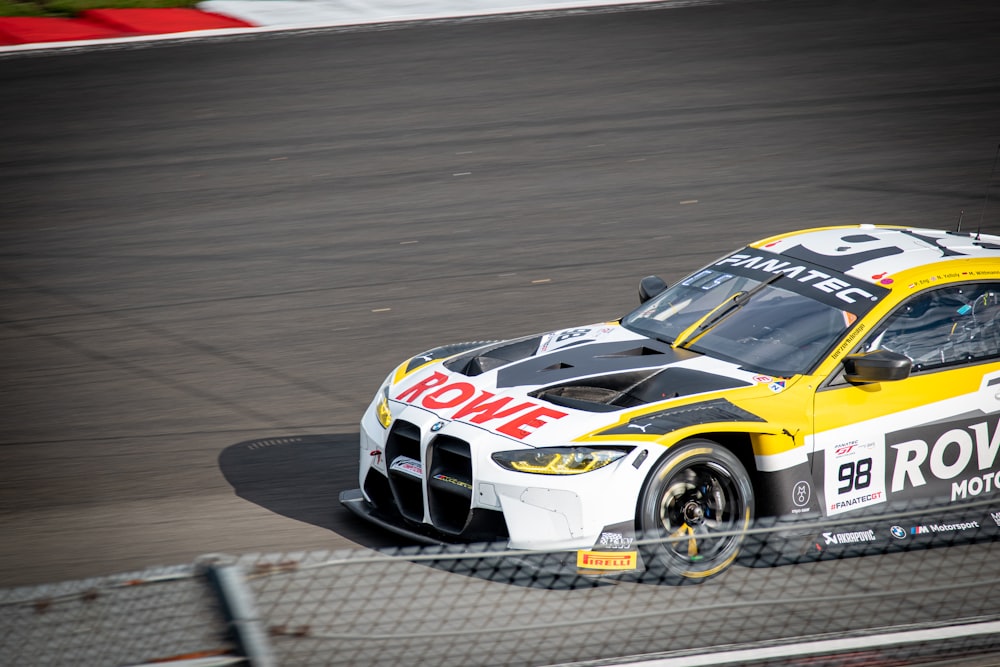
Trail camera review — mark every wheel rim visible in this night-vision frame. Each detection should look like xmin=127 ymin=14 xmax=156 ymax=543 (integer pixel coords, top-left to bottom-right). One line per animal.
xmin=655 ymin=460 xmax=744 ymax=564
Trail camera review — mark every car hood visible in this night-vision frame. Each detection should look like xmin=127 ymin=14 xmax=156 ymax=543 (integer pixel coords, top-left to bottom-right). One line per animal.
xmin=388 ymin=322 xmax=787 ymax=445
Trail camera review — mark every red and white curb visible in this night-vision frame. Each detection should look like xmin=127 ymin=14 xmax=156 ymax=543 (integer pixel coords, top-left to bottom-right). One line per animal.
xmin=0 ymin=0 xmax=680 ymax=51
xmin=0 ymin=8 xmax=255 ymax=48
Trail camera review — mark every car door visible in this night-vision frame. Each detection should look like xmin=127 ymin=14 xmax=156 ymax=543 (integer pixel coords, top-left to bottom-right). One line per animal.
xmin=811 ymin=282 xmax=1000 ymax=518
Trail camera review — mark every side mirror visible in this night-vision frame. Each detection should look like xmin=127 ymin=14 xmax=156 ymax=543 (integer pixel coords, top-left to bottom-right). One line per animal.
xmin=842 ymin=349 xmax=912 ymax=383
xmin=639 ymin=275 xmax=668 ymax=303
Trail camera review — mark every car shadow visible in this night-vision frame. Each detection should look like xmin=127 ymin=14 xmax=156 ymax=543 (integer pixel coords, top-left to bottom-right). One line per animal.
xmin=218 ymin=433 xmax=414 ymax=550
xmin=217 ymin=433 xmax=607 ymax=589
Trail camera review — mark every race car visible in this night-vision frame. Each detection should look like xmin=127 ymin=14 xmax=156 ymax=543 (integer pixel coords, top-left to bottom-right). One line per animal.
xmin=340 ymin=225 xmax=1000 ymax=582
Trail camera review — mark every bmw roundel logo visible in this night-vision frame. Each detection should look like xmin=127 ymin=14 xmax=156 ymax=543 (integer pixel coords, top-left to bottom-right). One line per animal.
xmin=430 ymin=421 xmax=445 ymax=432
xmin=890 ymin=525 xmax=906 ymax=539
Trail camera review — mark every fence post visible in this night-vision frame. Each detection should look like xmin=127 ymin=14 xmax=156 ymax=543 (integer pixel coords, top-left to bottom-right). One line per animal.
xmin=206 ymin=563 xmax=276 ymax=667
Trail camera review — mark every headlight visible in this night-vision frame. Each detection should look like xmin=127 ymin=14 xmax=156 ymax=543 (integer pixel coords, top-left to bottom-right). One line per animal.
xmin=492 ymin=447 xmax=629 ymax=475
xmin=375 ymin=387 xmax=392 ymax=429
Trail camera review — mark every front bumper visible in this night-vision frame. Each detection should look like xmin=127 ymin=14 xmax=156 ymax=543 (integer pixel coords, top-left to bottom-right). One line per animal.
xmin=358 ymin=396 xmax=645 ymax=550
xmin=340 ymin=487 xmax=480 ymax=546
xmin=339 ymin=488 xmax=640 ymax=580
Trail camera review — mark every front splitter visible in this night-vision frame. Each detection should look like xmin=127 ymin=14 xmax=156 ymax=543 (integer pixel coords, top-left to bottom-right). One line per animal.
xmin=338 ymin=488 xmax=629 ymax=585
xmin=339 ymin=488 xmax=448 ymax=546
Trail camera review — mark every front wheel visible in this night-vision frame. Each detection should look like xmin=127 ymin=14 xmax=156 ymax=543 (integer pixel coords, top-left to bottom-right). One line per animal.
xmin=637 ymin=440 xmax=754 ymax=584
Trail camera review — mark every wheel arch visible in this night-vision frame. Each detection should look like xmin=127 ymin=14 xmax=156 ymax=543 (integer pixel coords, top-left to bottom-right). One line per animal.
xmin=638 ymin=430 xmax=764 ymax=520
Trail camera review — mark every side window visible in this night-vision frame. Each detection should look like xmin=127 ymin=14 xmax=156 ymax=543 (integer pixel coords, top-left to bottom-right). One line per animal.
xmin=861 ymin=283 xmax=1000 ymax=372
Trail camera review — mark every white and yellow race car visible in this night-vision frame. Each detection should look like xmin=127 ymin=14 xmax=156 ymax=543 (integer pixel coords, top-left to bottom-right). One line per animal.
xmin=341 ymin=225 xmax=1000 ymax=582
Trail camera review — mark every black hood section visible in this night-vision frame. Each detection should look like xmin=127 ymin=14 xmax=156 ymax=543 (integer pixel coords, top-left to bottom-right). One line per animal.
xmin=444 ymin=336 xmax=544 ymax=376
xmin=530 ymin=367 xmax=752 ymax=413
xmin=494 ymin=340 xmax=697 ymax=389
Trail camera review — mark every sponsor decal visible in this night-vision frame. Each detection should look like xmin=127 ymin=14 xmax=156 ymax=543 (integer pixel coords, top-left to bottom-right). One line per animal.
xmin=792 ymin=481 xmax=811 ymax=507
xmin=834 ymin=441 xmax=858 ymax=456
xmin=871 ymin=272 xmax=894 ymax=286
xmin=538 ymin=325 xmax=616 ymax=354
xmin=433 ymin=474 xmax=472 ymax=490
xmin=825 ymin=437 xmax=886 ymax=516
xmin=370 ymin=450 xmax=383 ymax=465
xmin=555 ymin=328 xmax=591 ymax=341
xmin=389 ymin=456 xmax=423 ymax=478
xmin=910 ymin=525 xmax=929 ymax=535
xmin=917 ymin=521 xmax=980 ymax=534
xmin=990 ymin=511 xmax=1000 ymax=527
xmin=713 ymin=250 xmax=884 ymax=313
xmin=628 ymin=422 xmax=654 ymax=433
xmin=753 ymin=375 xmax=772 ymax=384
xmin=597 ymin=532 xmax=634 ymax=550
xmin=576 ymin=550 xmax=638 ymax=571
xmin=890 ymin=525 xmax=907 ymax=539
xmin=832 ymin=440 xmax=875 ymax=458
xmin=830 ymin=491 xmax=884 ymax=512
xmin=951 ymin=471 xmax=1000 ymax=501
xmin=538 ymin=327 xmax=594 ymax=353
xmin=768 ymin=380 xmax=786 ymax=393
xmin=888 ymin=416 xmax=1000 ymax=501
xmin=822 ymin=529 xmax=876 ymax=545
xmin=395 ymin=371 xmax=568 ymax=440
xmin=829 ymin=321 xmax=867 ymax=361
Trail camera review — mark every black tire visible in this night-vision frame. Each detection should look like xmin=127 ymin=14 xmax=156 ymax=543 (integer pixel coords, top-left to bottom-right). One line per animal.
xmin=637 ymin=439 xmax=754 ymax=584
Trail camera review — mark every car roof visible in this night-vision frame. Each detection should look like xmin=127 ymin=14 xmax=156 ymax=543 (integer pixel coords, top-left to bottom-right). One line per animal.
xmin=750 ymin=225 xmax=1000 ymax=286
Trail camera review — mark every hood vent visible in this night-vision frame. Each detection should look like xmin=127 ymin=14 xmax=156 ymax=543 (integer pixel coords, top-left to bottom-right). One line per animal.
xmin=542 ymin=362 xmax=575 ymax=371
xmin=594 ymin=346 xmax=662 ymax=358
xmin=444 ymin=336 xmax=543 ymax=377
xmin=531 ymin=367 xmax=752 ymax=412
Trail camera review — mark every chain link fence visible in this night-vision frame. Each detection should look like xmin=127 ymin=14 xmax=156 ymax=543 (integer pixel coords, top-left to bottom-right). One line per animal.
xmin=0 ymin=563 xmax=238 ymax=667
xmin=3 ymin=500 xmax=1000 ymax=667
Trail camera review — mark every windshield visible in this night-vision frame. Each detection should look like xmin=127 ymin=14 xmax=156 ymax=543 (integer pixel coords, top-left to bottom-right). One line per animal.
xmin=622 ymin=268 xmax=858 ymax=376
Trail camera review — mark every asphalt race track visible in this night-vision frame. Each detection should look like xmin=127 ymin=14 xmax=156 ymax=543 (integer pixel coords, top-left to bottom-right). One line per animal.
xmin=1 ymin=0 xmax=999 ymax=615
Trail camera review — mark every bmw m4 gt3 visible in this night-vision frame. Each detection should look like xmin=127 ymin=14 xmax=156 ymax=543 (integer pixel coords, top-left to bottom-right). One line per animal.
xmin=341 ymin=225 xmax=1000 ymax=583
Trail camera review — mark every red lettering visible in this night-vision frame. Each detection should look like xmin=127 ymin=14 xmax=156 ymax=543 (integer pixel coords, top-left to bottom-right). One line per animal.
xmin=577 ymin=551 xmax=637 ymax=570
xmin=395 ymin=372 xmax=449 ymax=403
xmin=496 ymin=406 xmax=568 ymax=439
xmin=423 ymin=382 xmax=476 ymax=409
xmin=395 ymin=375 xmax=565 ymax=438
xmin=452 ymin=391 xmax=535 ymax=423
